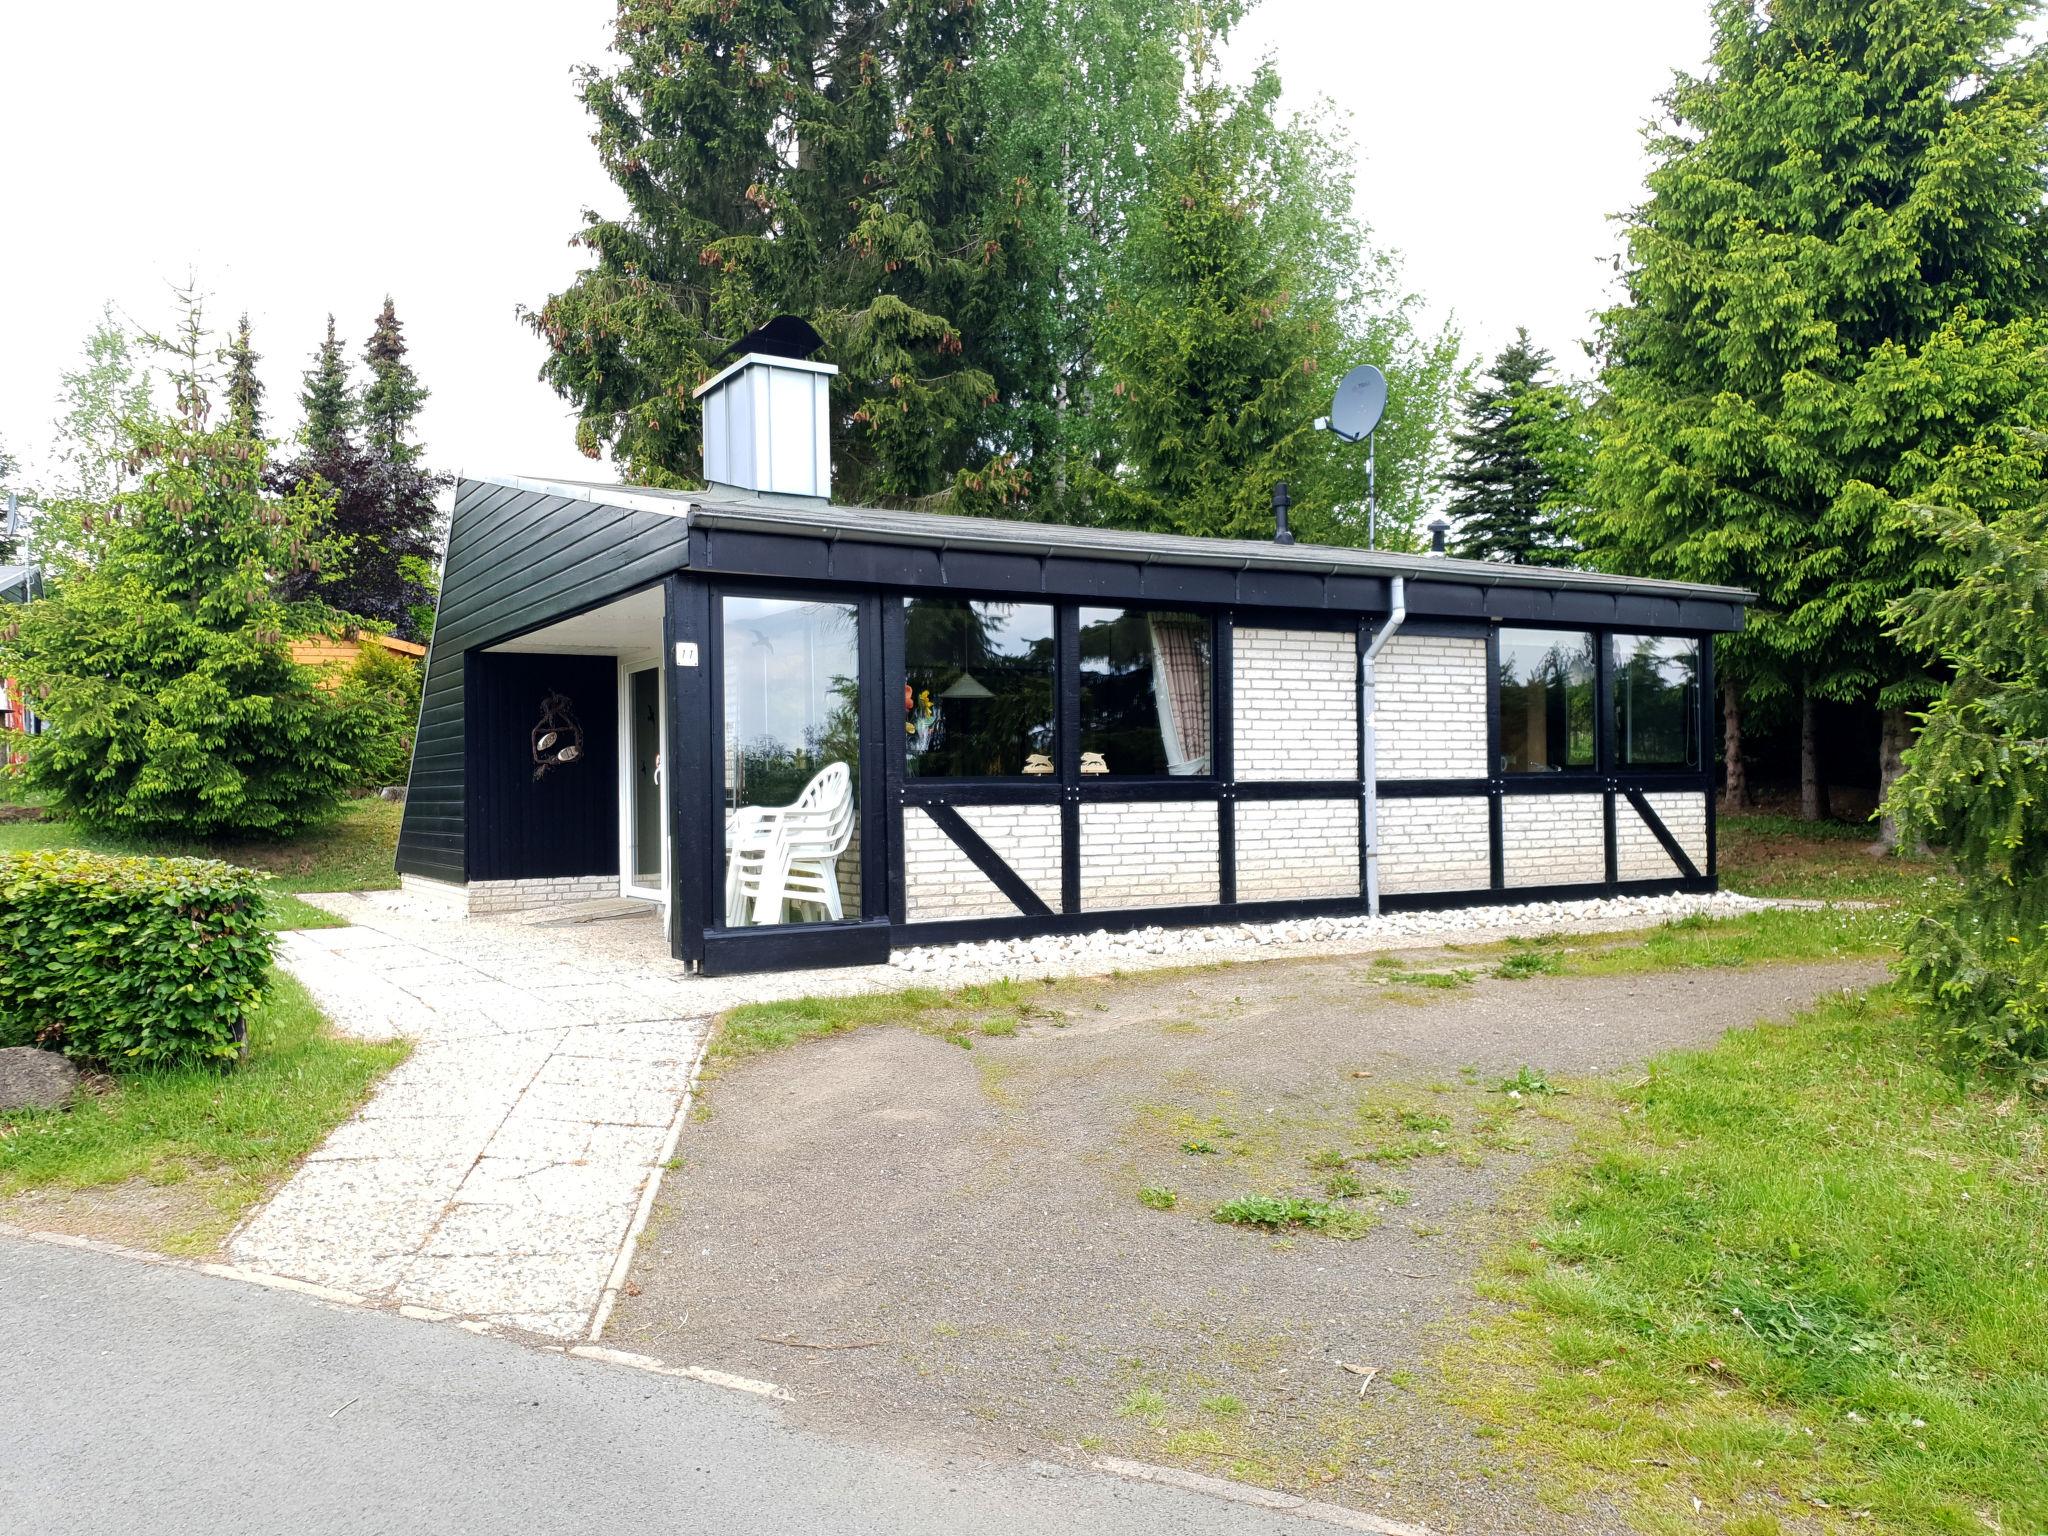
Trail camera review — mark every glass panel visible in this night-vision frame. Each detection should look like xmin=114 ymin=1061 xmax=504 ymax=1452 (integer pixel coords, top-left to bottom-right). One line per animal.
xmin=722 ymin=596 xmax=861 ymax=924
xmin=904 ymin=599 xmax=1055 ymax=777
xmin=1612 ymin=634 xmax=1700 ymax=768
xmin=630 ymin=667 xmax=662 ymax=889
xmin=1078 ymin=607 xmax=1212 ymax=777
xmin=1498 ymin=628 xmax=1596 ymax=773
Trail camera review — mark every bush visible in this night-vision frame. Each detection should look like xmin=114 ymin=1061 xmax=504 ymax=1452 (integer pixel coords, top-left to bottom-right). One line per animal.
xmin=0 ymin=849 xmax=274 ymax=1068
xmin=334 ymin=642 xmax=423 ymax=789
xmin=1883 ymin=488 xmax=2048 ymax=1083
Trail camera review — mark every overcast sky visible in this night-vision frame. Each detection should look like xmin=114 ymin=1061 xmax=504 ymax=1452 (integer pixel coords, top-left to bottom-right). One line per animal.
xmin=0 ymin=1 xmax=1712 ymax=495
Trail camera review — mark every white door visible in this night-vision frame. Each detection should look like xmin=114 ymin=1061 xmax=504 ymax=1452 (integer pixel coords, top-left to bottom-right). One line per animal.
xmin=623 ymin=665 xmax=666 ymax=901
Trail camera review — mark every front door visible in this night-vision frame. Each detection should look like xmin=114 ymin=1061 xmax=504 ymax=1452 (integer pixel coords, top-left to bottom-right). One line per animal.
xmin=625 ymin=665 xmax=665 ymax=900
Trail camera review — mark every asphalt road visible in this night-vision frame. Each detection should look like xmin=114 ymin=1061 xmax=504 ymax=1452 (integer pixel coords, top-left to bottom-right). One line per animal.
xmin=1 ymin=1234 xmax=1321 ymax=1536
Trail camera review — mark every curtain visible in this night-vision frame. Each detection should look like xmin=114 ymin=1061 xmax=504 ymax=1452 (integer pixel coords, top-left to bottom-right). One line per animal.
xmin=1148 ymin=615 xmax=1211 ymax=775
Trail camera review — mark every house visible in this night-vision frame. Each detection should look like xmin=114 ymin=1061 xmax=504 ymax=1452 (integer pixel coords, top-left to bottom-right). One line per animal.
xmin=397 ymin=324 xmax=1751 ymax=976
xmin=1 ymin=561 xmax=46 ymax=759
xmin=289 ymin=630 xmax=427 ymax=682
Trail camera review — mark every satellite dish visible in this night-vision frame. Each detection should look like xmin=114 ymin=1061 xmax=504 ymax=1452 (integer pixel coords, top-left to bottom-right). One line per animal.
xmin=1327 ymin=365 xmax=1387 ymax=443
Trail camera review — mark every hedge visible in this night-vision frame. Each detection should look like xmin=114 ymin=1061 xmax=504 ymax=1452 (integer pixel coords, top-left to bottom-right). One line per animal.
xmin=0 ymin=850 xmax=275 ymax=1068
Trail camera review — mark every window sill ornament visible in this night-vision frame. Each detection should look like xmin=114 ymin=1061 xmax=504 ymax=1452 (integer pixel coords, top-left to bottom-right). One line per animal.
xmin=532 ymin=691 xmax=585 ymax=780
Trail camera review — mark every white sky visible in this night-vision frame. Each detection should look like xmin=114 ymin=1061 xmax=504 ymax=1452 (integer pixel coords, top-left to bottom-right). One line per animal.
xmin=0 ymin=1 xmax=1712 ymax=496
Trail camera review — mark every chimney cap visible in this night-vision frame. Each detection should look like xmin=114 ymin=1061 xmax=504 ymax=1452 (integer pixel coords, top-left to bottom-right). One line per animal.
xmin=720 ymin=314 xmax=825 ymax=363
xmin=1428 ymin=518 xmax=1451 ymax=554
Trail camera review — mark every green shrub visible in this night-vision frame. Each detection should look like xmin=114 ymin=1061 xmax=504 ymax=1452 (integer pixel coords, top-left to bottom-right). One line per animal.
xmin=0 ymin=849 xmax=274 ymax=1067
xmin=334 ymin=642 xmax=423 ymax=789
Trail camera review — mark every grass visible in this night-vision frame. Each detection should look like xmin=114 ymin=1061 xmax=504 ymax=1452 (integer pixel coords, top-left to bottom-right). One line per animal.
xmin=710 ymin=978 xmax=1047 ymax=1066
xmin=1440 ymin=988 xmax=2048 ymax=1535
xmin=0 ymin=972 xmax=408 ymax=1254
xmin=1138 ymin=1186 xmax=1178 ymax=1211
xmin=1716 ymin=810 xmax=1937 ymax=905
xmin=0 ymin=797 xmax=403 ymax=930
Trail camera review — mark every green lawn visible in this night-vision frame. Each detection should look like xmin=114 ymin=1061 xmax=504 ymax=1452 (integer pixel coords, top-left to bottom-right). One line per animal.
xmin=1717 ymin=810 xmax=1937 ymax=905
xmin=0 ymin=972 xmax=408 ymax=1255
xmin=0 ymin=797 xmax=403 ymax=930
xmin=1441 ymin=988 xmax=2046 ymax=1536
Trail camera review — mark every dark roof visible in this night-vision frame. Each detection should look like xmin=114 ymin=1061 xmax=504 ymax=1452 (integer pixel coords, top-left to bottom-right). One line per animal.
xmin=490 ymin=475 xmax=1753 ymax=607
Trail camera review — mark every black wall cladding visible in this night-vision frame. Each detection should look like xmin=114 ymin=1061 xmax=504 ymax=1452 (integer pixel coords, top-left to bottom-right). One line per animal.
xmin=395 ymin=481 xmax=693 ymax=883
xmin=464 ymin=652 xmax=620 ymax=882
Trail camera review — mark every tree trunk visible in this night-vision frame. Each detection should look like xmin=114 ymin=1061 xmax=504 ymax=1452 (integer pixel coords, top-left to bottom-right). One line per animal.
xmin=1876 ymin=705 xmax=1916 ymax=851
xmin=1799 ymin=682 xmax=1830 ymax=822
xmin=1719 ymin=676 xmax=1748 ymax=812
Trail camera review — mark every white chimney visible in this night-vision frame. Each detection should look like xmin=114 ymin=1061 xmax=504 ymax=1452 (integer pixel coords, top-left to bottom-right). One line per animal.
xmin=693 ymin=352 xmax=837 ymax=500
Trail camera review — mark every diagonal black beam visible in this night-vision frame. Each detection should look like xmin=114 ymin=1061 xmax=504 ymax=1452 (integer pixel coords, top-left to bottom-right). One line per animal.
xmin=922 ymin=804 xmax=1055 ymax=918
xmin=1623 ymin=788 xmax=1702 ymax=881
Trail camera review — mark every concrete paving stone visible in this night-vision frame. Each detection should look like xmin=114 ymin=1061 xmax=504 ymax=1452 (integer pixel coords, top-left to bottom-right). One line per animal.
xmin=553 ymin=1019 xmax=708 ymax=1065
xmin=578 ymin=1123 xmax=674 ymax=1166
xmin=514 ymin=1080 xmax=682 ymax=1128
xmin=532 ymin=1052 xmax=695 ymax=1096
xmin=525 ymin=983 xmax=678 ymax=1026
xmin=473 ymin=1308 xmax=598 ymax=1336
xmin=375 ymin=961 xmax=494 ymax=992
xmin=225 ymin=1243 xmax=415 ymax=1298
xmin=394 ymin=1250 xmax=618 ymax=1318
xmin=305 ymin=1112 xmax=503 ymax=1164
xmin=421 ymin=1199 xmax=634 ymax=1259
xmin=477 ymin=1115 xmax=599 ymax=1165
xmin=451 ymin=1156 xmax=651 ymax=1217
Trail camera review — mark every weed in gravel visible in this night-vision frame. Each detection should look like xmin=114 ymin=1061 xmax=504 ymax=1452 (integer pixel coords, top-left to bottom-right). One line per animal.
xmin=1200 ymin=1394 xmax=1246 ymax=1417
xmin=1211 ymin=1194 xmax=1377 ymax=1239
xmin=1363 ymin=1136 xmax=1442 ymax=1164
xmin=1181 ymin=1138 xmax=1220 ymax=1155
xmin=1138 ymin=1186 xmax=1178 ymax=1211
xmin=1323 ymin=1171 xmax=1365 ymax=1198
xmin=1119 ymin=1387 xmax=1169 ymax=1422
xmin=1389 ymin=969 xmax=1477 ymax=990
xmin=1492 ymin=1065 xmax=1562 ymax=1100
xmin=1494 ymin=949 xmax=1564 ymax=980
xmin=1397 ymin=1107 xmax=1453 ymax=1132
xmin=1305 ymin=1147 xmax=1349 ymax=1170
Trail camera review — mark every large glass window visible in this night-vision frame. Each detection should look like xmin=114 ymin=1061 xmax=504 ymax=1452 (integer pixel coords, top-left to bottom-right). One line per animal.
xmin=1612 ymin=634 xmax=1700 ymax=768
xmin=1498 ymin=628 xmax=1596 ymax=773
xmin=722 ymin=595 xmax=861 ymax=924
xmin=1078 ymin=608 xmax=1212 ymax=777
xmin=904 ymin=599 xmax=1055 ymax=777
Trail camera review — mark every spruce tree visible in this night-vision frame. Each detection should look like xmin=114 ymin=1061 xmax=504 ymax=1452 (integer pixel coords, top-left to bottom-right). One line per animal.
xmin=300 ymin=315 xmax=352 ymax=455
xmin=361 ymin=296 xmax=428 ymax=465
xmin=1086 ymin=22 xmax=1461 ymax=546
xmin=225 ymin=313 xmax=264 ymax=439
xmin=1585 ymin=0 xmax=2048 ymax=818
xmin=525 ymin=0 xmax=1018 ymax=501
xmin=1445 ymin=330 xmax=1578 ymax=566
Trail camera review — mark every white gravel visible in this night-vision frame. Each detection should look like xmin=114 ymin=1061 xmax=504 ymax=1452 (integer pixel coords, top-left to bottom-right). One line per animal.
xmin=885 ymin=890 xmax=1768 ymax=985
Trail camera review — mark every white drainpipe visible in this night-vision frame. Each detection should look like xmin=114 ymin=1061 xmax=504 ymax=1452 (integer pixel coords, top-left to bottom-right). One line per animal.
xmin=1361 ymin=577 xmax=1406 ymax=917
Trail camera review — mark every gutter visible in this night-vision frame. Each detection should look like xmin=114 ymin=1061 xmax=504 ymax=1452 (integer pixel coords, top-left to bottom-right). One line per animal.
xmin=1359 ymin=577 xmax=1406 ymax=917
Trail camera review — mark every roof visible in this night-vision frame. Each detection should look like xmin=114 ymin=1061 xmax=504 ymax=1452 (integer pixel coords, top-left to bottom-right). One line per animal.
xmin=487 ymin=475 xmax=1753 ymax=608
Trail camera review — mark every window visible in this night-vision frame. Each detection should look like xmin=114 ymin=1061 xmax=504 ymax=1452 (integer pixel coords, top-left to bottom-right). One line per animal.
xmin=904 ymin=599 xmax=1055 ymax=777
xmin=1498 ymin=628 xmax=1595 ymax=773
xmin=1078 ymin=608 xmax=1212 ymax=777
xmin=1612 ymin=634 xmax=1699 ymax=768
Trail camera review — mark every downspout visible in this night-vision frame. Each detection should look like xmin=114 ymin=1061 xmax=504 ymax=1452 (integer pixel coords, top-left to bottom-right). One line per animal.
xmin=1361 ymin=577 xmax=1406 ymax=917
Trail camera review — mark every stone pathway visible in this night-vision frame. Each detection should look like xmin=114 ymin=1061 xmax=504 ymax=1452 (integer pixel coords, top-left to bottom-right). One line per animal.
xmin=238 ymin=885 xmax=1769 ymax=1338
xmin=232 ymin=897 xmax=714 ymax=1338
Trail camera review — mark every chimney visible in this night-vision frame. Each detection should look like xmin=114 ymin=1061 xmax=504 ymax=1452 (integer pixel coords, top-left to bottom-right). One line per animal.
xmin=693 ymin=316 xmax=837 ymax=500
xmin=1428 ymin=518 xmax=1450 ymax=555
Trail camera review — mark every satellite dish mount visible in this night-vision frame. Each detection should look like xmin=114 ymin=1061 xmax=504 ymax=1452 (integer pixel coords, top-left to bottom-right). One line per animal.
xmin=1316 ymin=364 xmax=1389 ymax=548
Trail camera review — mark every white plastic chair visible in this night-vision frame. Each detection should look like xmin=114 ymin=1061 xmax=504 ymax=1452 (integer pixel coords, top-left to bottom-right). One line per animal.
xmin=724 ymin=763 xmax=856 ymax=926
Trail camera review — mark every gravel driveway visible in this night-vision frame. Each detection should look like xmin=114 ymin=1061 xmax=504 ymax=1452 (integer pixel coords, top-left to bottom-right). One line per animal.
xmin=604 ymin=950 xmax=1884 ymax=1534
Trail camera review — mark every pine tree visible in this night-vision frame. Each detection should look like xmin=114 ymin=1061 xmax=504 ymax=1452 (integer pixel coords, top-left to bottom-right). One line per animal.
xmin=300 ymin=315 xmax=353 ymax=455
xmin=1086 ymin=21 xmax=1461 ymax=546
xmin=361 ymin=297 xmax=428 ymax=466
xmin=1445 ymin=330 xmax=1578 ymax=565
xmin=1585 ymin=0 xmax=2048 ymax=819
xmin=225 ymin=313 xmax=264 ymax=439
xmin=525 ymin=0 xmax=1019 ymax=501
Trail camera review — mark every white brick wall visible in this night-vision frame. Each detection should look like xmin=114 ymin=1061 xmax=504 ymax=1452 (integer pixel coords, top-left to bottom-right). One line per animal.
xmin=1236 ymin=798 xmax=1360 ymax=902
xmin=465 ymin=874 xmax=620 ymax=915
xmin=1233 ymin=628 xmax=1357 ymax=780
xmin=1617 ymin=790 xmax=1709 ymax=881
xmin=1377 ymin=796 xmax=1491 ymax=894
xmin=1503 ymin=794 xmax=1606 ymax=887
xmin=1375 ymin=633 xmax=1488 ymax=779
xmin=903 ymin=803 xmax=1061 ymax=921
xmin=1080 ymin=801 xmax=1218 ymax=910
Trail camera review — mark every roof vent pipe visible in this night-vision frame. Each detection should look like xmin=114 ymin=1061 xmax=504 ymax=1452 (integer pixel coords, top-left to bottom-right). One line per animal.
xmin=1271 ymin=482 xmax=1296 ymax=545
xmin=1428 ymin=518 xmax=1450 ymax=555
